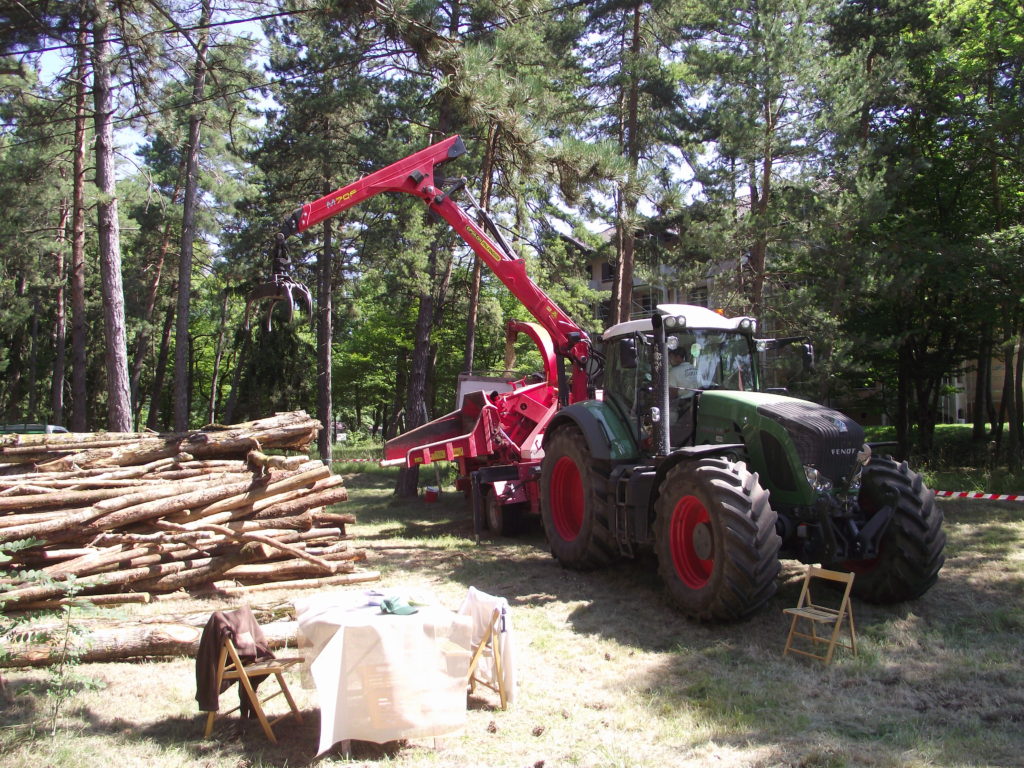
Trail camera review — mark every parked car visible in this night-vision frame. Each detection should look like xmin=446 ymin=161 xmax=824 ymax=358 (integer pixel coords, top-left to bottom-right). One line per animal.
xmin=0 ymin=423 xmax=69 ymax=435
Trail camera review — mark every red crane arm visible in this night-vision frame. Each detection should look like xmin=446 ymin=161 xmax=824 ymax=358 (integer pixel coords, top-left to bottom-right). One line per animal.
xmin=279 ymin=135 xmax=592 ymax=401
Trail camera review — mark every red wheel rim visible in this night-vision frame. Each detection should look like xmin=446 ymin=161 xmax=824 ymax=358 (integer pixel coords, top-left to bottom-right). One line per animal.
xmin=550 ymin=456 xmax=584 ymax=541
xmin=669 ymin=496 xmax=714 ymax=588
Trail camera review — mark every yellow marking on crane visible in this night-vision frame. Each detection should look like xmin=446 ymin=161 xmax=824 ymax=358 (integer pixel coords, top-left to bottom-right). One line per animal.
xmin=325 ymin=189 xmax=358 ymax=208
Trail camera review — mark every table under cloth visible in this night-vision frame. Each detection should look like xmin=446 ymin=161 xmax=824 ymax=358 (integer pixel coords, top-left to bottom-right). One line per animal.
xmin=295 ymin=590 xmax=473 ymax=754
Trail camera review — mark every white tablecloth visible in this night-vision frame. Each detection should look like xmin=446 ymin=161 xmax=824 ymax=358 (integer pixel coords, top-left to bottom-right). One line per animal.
xmin=295 ymin=591 xmax=472 ymax=754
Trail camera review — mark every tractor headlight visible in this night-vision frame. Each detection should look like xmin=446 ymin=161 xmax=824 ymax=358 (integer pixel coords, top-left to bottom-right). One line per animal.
xmin=804 ymin=465 xmax=833 ymax=493
xmin=664 ymin=315 xmax=686 ymax=329
xmin=738 ymin=318 xmax=757 ymax=333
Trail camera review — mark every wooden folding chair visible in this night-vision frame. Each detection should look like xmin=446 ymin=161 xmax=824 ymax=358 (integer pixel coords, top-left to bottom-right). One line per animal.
xmin=466 ymin=606 xmax=508 ymax=709
xmin=203 ymin=637 xmax=303 ymax=743
xmin=783 ymin=566 xmax=858 ymax=665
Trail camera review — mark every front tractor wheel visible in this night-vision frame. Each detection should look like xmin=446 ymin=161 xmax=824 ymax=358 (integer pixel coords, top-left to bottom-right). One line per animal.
xmin=833 ymin=456 xmax=945 ymax=603
xmin=539 ymin=426 xmax=617 ymax=569
xmin=654 ymin=458 xmax=780 ymax=621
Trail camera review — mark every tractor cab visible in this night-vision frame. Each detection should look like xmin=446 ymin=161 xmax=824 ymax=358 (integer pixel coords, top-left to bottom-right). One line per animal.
xmin=600 ymin=304 xmax=762 ymax=454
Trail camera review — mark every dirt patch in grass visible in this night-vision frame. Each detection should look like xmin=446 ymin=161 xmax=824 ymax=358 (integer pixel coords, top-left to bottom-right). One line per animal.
xmin=3 ymin=470 xmax=1024 ymax=768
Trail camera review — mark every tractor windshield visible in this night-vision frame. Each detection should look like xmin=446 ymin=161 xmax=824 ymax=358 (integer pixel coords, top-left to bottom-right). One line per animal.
xmin=601 ymin=326 xmax=760 ymax=452
xmin=669 ymin=330 xmax=756 ymax=391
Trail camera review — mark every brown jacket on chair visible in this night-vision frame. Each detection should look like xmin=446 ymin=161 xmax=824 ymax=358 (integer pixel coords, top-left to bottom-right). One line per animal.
xmin=195 ymin=606 xmax=275 ymax=713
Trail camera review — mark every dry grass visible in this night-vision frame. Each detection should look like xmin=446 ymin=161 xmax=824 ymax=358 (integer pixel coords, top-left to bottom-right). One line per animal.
xmin=2 ymin=467 xmax=1023 ymax=768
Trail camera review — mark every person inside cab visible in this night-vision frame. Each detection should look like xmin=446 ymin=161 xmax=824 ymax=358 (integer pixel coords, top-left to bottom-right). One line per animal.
xmin=668 ymin=343 xmax=700 ymax=445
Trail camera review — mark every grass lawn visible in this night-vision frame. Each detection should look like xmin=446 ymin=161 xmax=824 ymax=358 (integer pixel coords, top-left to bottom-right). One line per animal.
xmin=2 ymin=462 xmax=1023 ymax=768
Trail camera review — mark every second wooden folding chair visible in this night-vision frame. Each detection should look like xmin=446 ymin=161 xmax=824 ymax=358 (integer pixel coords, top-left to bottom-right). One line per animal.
xmin=783 ymin=566 xmax=858 ymax=665
xmin=459 ymin=587 xmax=515 ymax=709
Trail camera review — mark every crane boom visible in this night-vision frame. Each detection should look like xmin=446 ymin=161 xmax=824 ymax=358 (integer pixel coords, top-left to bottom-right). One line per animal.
xmin=275 ymin=135 xmax=592 ymax=402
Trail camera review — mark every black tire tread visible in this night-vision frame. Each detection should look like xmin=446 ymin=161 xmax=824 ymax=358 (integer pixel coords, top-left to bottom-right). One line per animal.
xmin=654 ymin=457 xmax=780 ymax=621
xmin=839 ymin=457 xmax=945 ymax=603
xmin=540 ymin=426 xmax=618 ymax=570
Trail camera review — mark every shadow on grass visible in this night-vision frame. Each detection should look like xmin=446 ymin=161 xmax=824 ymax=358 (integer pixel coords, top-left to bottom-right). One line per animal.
xmin=0 ymin=679 xmax=45 ymax=752
xmin=82 ymin=705 xmax=416 ymax=766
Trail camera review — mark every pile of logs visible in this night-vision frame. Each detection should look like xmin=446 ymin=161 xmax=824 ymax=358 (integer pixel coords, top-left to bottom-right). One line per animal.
xmin=0 ymin=412 xmax=378 ymax=612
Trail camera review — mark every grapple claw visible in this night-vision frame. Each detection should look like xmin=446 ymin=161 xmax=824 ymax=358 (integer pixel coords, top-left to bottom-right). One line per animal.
xmin=243 ymin=275 xmax=313 ymax=331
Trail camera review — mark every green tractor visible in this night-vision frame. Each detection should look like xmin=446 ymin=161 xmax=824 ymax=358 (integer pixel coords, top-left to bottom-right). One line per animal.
xmin=539 ymin=304 xmax=946 ymax=621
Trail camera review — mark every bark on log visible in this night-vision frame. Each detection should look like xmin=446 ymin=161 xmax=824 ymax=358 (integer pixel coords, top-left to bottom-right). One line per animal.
xmin=0 ymin=555 xmax=217 ymax=605
xmin=0 ymin=475 xmax=234 ymax=543
xmin=213 ymin=569 xmax=381 ymax=596
xmin=10 ymin=592 xmax=152 ymax=612
xmin=0 ymin=412 xmax=371 ymax=610
xmin=1 ymin=412 xmax=321 ymax=471
xmin=248 ymin=485 xmax=350 ymax=520
xmin=0 ymin=485 xmax=131 ymax=512
xmin=68 ymin=476 xmax=260 ymax=540
xmin=131 ymin=543 xmax=267 ymax=593
xmin=229 ymin=473 xmax=346 ymax=518
xmin=188 ymin=464 xmax=330 ymax=517
xmin=161 ymin=521 xmax=341 ymax=572
xmin=221 ymin=549 xmax=366 ymax=580
xmin=0 ymin=618 xmax=298 ymax=668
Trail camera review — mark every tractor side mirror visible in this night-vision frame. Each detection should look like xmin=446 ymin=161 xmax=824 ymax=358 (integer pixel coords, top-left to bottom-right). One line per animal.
xmin=802 ymin=343 xmax=815 ymax=372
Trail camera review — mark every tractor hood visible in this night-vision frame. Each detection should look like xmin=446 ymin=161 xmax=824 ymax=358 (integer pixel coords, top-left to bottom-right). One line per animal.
xmin=695 ymin=391 xmax=865 ymax=506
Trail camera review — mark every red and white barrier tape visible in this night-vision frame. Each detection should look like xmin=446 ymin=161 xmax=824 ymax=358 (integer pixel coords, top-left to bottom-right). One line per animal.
xmin=935 ymin=490 xmax=1024 ymax=502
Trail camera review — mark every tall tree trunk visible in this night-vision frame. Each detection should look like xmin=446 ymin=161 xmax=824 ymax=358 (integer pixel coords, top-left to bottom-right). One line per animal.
xmin=896 ymin=343 xmax=912 ymax=456
xmin=615 ymin=2 xmax=643 ymax=324
xmin=386 ymin=357 xmax=406 ymax=440
xmin=463 ymin=124 xmax=498 ymax=375
xmin=146 ymin=297 xmax=175 ymax=431
xmin=70 ymin=17 xmax=89 ymax=432
xmin=173 ymin=0 xmax=212 ymax=431
xmin=610 ymin=1 xmax=643 ymax=325
xmin=317 ymin=193 xmax=334 ymax=462
xmin=130 ymin=191 xmax=178 ymax=420
xmin=51 ymin=196 xmax=70 ymax=425
xmin=973 ymin=324 xmax=991 ymax=439
xmin=396 ymin=241 xmax=443 ymax=499
xmin=1011 ymin=336 xmax=1023 ymax=471
xmin=994 ymin=342 xmax=1015 ymax=464
xmin=27 ymin=295 xmax=41 ymax=418
xmin=749 ymin=95 xmax=775 ymax=318
xmin=207 ymin=289 xmax=230 ymax=424
xmin=222 ymin=327 xmax=251 ymax=426
xmin=2 ymin=275 xmax=27 ymax=419
xmin=91 ymin=3 xmax=132 ymax=432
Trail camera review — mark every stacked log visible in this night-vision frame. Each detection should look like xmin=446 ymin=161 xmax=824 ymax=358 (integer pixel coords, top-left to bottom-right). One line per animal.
xmin=1 ymin=614 xmax=300 ymax=668
xmin=0 ymin=412 xmax=378 ymax=612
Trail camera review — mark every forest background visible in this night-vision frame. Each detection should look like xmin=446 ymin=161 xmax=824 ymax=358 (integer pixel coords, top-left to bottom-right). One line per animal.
xmin=2 ymin=0 xmax=1023 ymax=486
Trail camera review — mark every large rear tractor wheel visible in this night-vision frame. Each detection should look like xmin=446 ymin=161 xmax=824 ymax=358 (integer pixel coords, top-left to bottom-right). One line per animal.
xmin=539 ymin=425 xmax=617 ymax=569
xmin=833 ymin=456 xmax=945 ymax=603
xmin=654 ymin=458 xmax=780 ymax=621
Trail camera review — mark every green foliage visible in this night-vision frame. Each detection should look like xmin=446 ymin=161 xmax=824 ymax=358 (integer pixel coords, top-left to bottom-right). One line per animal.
xmin=1 ymin=0 xmax=1022 ymax=469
